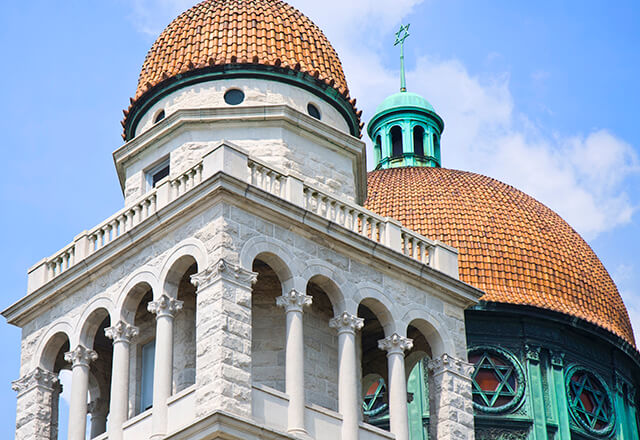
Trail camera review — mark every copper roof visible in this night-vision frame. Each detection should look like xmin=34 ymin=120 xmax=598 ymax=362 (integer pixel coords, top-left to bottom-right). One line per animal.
xmin=365 ymin=167 xmax=636 ymax=347
xmin=124 ymin=0 xmax=360 ymax=137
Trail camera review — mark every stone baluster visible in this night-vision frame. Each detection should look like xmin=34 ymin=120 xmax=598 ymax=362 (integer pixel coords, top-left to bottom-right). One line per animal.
xmin=427 ymin=353 xmax=475 ymax=440
xmin=378 ymin=334 xmax=413 ymax=440
xmin=65 ymin=345 xmax=98 ymax=440
xmin=88 ymin=397 xmax=109 ymax=438
xmin=329 ymin=312 xmax=365 ymax=440
xmin=276 ymin=289 xmax=313 ymax=436
xmin=148 ymin=295 xmax=183 ymax=440
xmin=105 ymin=321 xmax=139 ymax=440
xmin=12 ymin=367 xmax=60 ymax=440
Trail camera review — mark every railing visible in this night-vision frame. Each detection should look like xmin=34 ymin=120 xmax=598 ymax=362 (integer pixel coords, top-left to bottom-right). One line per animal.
xmin=29 ymin=142 xmax=458 ymax=293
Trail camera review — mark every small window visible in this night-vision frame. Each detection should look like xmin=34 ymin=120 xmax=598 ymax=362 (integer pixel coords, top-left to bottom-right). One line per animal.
xmin=413 ymin=126 xmax=425 ymax=156
xmin=146 ymin=159 xmax=170 ymax=190
xmin=224 ymin=89 xmax=245 ymax=105
xmin=391 ymin=126 xmax=403 ymax=157
xmin=153 ymin=109 xmax=165 ymax=124
xmin=307 ymin=103 xmax=321 ymax=120
xmin=140 ymin=340 xmax=155 ymax=412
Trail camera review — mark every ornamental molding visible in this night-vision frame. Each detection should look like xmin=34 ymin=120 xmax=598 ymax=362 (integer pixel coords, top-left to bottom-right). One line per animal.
xmin=65 ymin=345 xmax=98 ymax=368
xmin=329 ymin=312 xmax=364 ymax=334
xmin=550 ymin=350 xmax=565 ymax=368
xmin=614 ymin=372 xmax=636 ymax=402
xmin=276 ymin=289 xmax=312 ymax=313
xmin=191 ymin=259 xmax=258 ymax=291
xmin=524 ymin=344 xmax=541 ymax=363
xmin=428 ymin=353 xmax=474 ymax=379
xmin=147 ymin=294 xmax=183 ymax=318
xmin=378 ymin=333 xmax=413 ymax=355
xmin=11 ymin=367 xmax=59 ymax=395
xmin=104 ymin=321 xmax=139 ymax=344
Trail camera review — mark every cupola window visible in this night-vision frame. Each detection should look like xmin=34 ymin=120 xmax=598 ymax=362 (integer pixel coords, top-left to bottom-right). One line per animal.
xmin=566 ymin=368 xmax=614 ymax=435
xmin=390 ymin=126 xmax=403 ymax=157
xmin=469 ymin=347 xmax=524 ymax=413
xmin=153 ymin=109 xmax=165 ymax=124
xmin=413 ymin=126 xmax=425 ymax=156
xmin=224 ymin=89 xmax=245 ymax=105
xmin=146 ymin=158 xmax=170 ymax=190
xmin=307 ymin=103 xmax=322 ymax=120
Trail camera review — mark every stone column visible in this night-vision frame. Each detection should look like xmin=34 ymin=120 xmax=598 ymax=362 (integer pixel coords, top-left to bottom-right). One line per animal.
xmin=190 ymin=259 xmax=257 ymax=418
xmin=88 ymin=397 xmax=109 ymax=438
xmin=148 ymin=294 xmax=183 ymax=440
xmin=276 ymin=289 xmax=313 ymax=435
xmin=65 ymin=345 xmax=98 ymax=440
xmin=378 ymin=333 xmax=413 ymax=440
xmin=12 ymin=367 xmax=59 ymax=440
xmin=105 ymin=321 xmax=139 ymax=440
xmin=329 ymin=312 xmax=364 ymax=440
xmin=427 ymin=353 xmax=475 ymax=440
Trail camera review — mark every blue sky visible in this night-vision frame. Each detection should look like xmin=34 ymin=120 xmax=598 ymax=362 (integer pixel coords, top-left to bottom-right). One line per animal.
xmin=0 ymin=0 xmax=638 ymax=437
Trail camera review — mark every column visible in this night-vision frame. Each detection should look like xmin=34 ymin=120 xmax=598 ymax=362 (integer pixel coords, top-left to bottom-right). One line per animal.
xmin=88 ymin=397 xmax=109 ymax=438
xmin=548 ymin=351 xmax=571 ymax=439
xmin=65 ymin=345 xmax=98 ymax=440
xmin=524 ymin=344 xmax=548 ymax=439
xmin=105 ymin=321 xmax=139 ymax=440
xmin=12 ymin=367 xmax=60 ymax=440
xmin=615 ymin=373 xmax=632 ymax=440
xmin=148 ymin=294 xmax=183 ymax=440
xmin=329 ymin=312 xmax=364 ymax=440
xmin=427 ymin=353 xmax=475 ymax=440
xmin=378 ymin=333 xmax=413 ymax=440
xmin=276 ymin=289 xmax=312 ymax=435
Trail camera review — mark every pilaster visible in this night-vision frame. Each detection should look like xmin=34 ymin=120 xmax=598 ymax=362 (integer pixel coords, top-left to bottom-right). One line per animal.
xmin=548 ymin=350 xmax=571 ymax=439
xmin=12 ymin=367 xmax=60 ymax=440
xmin=524 ymin=344 xmax=547 ymax=439
xmin=427 ymin=353 xmax=475 ymax=440
xmin=190 ymin=258 xmax=257 ymax=418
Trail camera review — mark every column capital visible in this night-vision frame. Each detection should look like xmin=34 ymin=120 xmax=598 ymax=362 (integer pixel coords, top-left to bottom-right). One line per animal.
xmin=427 ymin=353 xmax=474 ymax=379
xmin=147 ymin=294 xmax=183 ymax=318
xmin=378 ymin=333 xmax=413 ymax=355
xmin=276 ymin=289 xmax=312 ymax=313
xmin=65 ymin=345 xmax=98 ymax=368
xmin=329 ymin=312 xmax=364 ymax=334
xmin=105 ymin=321 xmax=139 ymax=344
xmin=191 ymin=258 xmax=258 ymax=291
xmin=524 ymin=343 xmax=541 ymax=363
xmin=550 ymin=350 xmax=565 ymax=368
xmin=11 ymin=367 xmax=59 ymax=395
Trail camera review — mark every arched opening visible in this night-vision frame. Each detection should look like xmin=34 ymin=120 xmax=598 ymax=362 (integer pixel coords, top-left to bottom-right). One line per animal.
xmin=391 ymin=126 xmax=403 ymax=158
xmin=374 ymin=135 xmax=382 ymax=165
xmin=251 ymin=259 xmax=287 ymax=392
xmin=413 ymin=126 xmax=425 ymax=157
xmin=38 ymin=332 xmax=70 ymax=440
xmin=304 ymin=278 xmax=339 ymax=411
xmin=153 ymin=109 xmax=165 ymax=124
xmin=404 ymin=324 xmax=432 ymax=440
xmin=433 ymin=133 xmax=441 ymax=163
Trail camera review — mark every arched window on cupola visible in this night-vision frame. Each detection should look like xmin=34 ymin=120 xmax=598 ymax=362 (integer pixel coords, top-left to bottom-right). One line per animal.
xmin=391 ymin=126 xmax=403 ymax=158
xmin=432 ymin=133 xmax=441 ymax=162
xmin=374 ymin=135 xmax=382 ymax=165
xmin=413 ymin=126 xmax=425 ymax=157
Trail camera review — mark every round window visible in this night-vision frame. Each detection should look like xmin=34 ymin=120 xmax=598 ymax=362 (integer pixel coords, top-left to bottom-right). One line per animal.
xmin=469 ymin=347 xmax=525 ymax=413
xmin=307 ymin=103 xmax=321 ymax=120
xmin=566 ymin=367 xmax=614 ymax=435
xmin=224 ymin=89 xmax=245 ymax=105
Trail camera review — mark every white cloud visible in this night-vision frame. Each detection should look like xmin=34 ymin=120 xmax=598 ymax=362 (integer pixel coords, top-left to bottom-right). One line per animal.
xmin=125 ymin=0 xmax=196 ymax=36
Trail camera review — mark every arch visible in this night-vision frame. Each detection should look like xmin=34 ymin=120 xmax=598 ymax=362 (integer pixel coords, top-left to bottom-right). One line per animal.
xmin=34 ymin=321 xmax=73 ymax=371
xmin=353 ymin=283 xmax=399 ymax=335
xmin=390 ymin=125 xmax=403 ymax=157
xmin=405 ymin=350 xmax=430 ymax=377
xmin=300 ymin=260 xmax=349 ymax=314
xmin=413 ymin=125 xmax=425 ymax=156
xmin=374 ymin=135 xmax=382 ymax=164
xmin=402 ymin=311 xmax=455 ymax=359
xmin=115 ymin=270 xmax=159 ymax=323
xmin=158 ymin=238 xmax=208 ymax=299
xmin=240 ymin=236 xmax=299 ymax=292
xmin=77 ymin=297 xmax=115 ymax=348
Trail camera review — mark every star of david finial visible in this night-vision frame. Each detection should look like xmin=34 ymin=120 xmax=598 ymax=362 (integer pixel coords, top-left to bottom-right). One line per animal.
xmin=395 ymin=24 xmax=411 ymax=47
xmin=394 ymin=24 xmax=411 ymax=92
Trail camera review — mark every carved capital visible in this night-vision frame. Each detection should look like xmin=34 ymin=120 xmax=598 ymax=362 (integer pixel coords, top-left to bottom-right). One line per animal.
xmin=427 ymin=353 xmax=474 ymax=378
xmin=524 ymin=344 xmax=541 ymax=363
xmin=329 ymin=312 xmax=364 ymax=334
xmin=147 ymin=294 xmax=183 ymax=318
xmin=378 ymin=333 xmax=413 ymax=355
xmin=550 ymin=350 xmax=565 ymax=368
xmin=65 ymin=345 xmax=98 ymax=368
xmin=11 ymin=367 xmax=59 ymax=395
xmin=105 ymin=321 xmax=139 ymax=344
xmin=191 ymin=259 xmax=258 ymax=291
xmin=88 ymin=397 xmax=109 ymax=417
xmin=276 ymin=289 xmax=312 ymax=313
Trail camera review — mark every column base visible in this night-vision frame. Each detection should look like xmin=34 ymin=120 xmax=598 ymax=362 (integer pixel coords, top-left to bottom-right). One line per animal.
xmin=288 ymin=428 xmax=312 ymax=439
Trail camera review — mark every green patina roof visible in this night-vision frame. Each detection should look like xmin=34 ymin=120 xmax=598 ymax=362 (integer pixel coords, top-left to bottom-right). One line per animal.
xmin=374 ymin=91 xmax=435 ymax=115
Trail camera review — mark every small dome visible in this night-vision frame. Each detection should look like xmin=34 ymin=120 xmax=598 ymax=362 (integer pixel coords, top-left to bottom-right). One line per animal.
xmin=374 ymin=91 xmax=435 ymax=114
xmin=365 ymin=166 xmax=636 ymax=347
xmin=123 ymin=0 xmax=361 ymax=139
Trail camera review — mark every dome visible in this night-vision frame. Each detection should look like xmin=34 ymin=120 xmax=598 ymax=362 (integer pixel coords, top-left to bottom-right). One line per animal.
xmin=123 ymin=0 xmax=361 ymax=139
xmin=365 ymin=166 xmax=636 ymax=347
xmin=374 ymin=91 xmax=435 ymax=114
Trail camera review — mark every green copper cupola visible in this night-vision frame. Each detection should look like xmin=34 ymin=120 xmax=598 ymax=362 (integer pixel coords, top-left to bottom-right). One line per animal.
xmin=367 ymin=24 xmax=444 ymax=169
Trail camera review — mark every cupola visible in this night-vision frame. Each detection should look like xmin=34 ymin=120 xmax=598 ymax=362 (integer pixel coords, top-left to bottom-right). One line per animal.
xmin=367 ymin=24 xmax=444 ymax=169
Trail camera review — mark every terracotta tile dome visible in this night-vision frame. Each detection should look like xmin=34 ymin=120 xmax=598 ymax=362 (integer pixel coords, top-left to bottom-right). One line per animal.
xmin=123 ymin=0 xmax=361 ymax=138
xmin=365 ymin=167 xmax=636 ymax=347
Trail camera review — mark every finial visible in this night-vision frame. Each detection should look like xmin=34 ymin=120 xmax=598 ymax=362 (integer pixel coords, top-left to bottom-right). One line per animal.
xmin=395 ymin=24 xmax=411 ymax=92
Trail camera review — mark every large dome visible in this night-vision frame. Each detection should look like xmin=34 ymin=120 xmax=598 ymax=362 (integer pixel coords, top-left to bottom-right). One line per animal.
xmin=123 ymin=0 xmax=361 ymax=139
xmin=365 ymin=166 xmax=636 ymax=347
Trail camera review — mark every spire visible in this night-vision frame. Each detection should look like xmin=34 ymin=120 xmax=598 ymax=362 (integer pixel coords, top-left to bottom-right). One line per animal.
xmin=395 ymin=24 xmax=411 ymax=93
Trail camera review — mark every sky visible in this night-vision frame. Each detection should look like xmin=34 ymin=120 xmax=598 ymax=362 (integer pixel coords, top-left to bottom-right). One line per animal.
xmin=0 ymin=0 xmax=639 ymax=437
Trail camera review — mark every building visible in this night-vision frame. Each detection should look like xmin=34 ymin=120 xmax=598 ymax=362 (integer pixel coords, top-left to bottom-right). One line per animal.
xmin=3 ymin=1 xmax=639 ymax=439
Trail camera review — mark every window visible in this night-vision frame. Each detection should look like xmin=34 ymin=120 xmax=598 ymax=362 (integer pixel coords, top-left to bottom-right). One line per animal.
xmin=224 ymin=89 xmax=245 ymax=105
xmin=363 ymin=377 xmax=389 ymax=424
xmin=140 ymin=340 xmax=155 ymax=412
xmin=391 ymin=126 xmax=403 ymax=157
xmin=153 ymin=109 xmax=165 ymax=124
xmin=469 ymin=347 xmax=524 ymax=413
xmin=413 ymin=126 xmax=425 ymax=156
xmin=307 ymin=103 xmax=321 ymax=120
xmin=566 ymin=368 xmax=614 ymax=435
xmin=146 ymin=159 xmax=170 ymax=190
